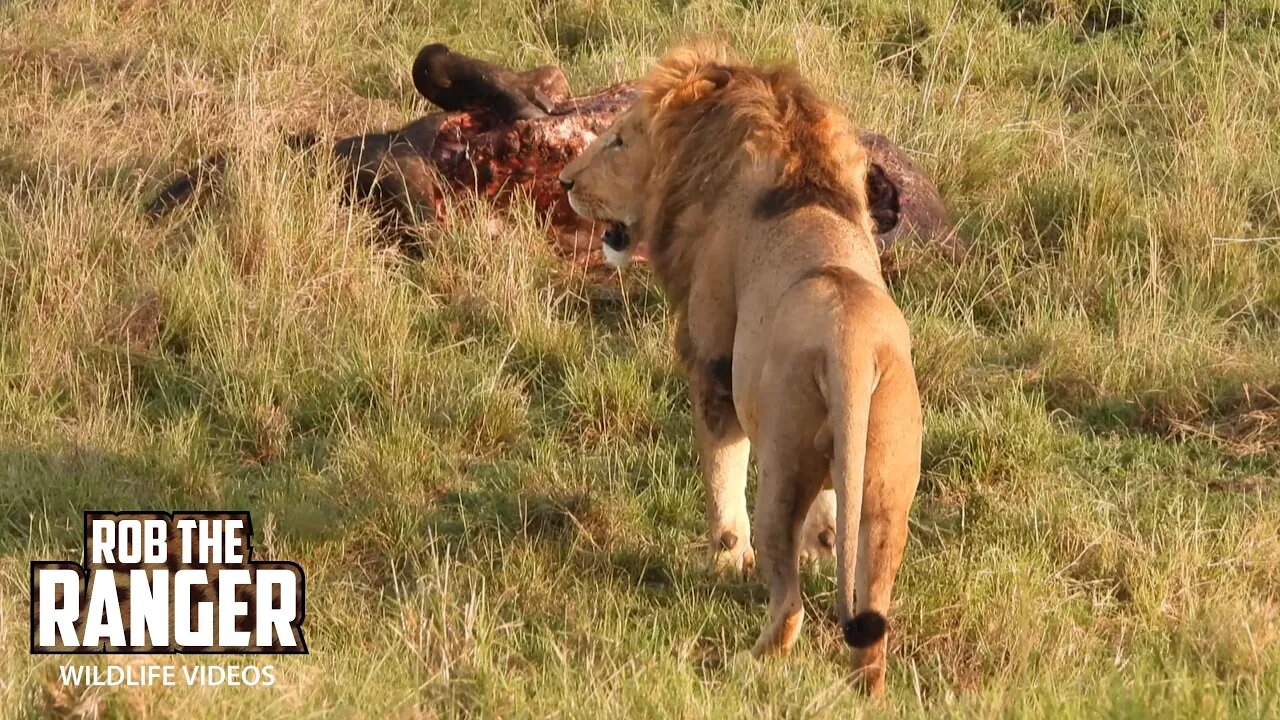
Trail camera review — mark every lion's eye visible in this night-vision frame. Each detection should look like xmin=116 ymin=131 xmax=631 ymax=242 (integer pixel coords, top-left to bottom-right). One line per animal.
xmin=612 ymin=135 xmax=624 ymax=149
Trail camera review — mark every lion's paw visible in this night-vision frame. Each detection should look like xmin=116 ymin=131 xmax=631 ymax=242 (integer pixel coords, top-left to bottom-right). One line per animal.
xmin=799 ymin=489 xmax=837 ymax=564
xmin=709 ymin=528 xmax=755 ymax=578
xmin=799 ymin=527 xmax=836 ymax=564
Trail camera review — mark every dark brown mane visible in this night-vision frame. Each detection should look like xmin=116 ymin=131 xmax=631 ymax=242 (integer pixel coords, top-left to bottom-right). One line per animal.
xmin=638 ymin=44 xmax=873 ymax=309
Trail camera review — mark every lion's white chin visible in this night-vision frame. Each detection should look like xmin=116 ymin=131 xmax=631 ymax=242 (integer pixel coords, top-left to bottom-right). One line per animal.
xmin=602 ymin=242 xmax=632 ymax=268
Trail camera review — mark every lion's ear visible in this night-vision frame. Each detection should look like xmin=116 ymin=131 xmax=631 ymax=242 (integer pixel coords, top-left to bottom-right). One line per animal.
xmin=867 ymin=162 xmax=901 ymax=235
xmin=644 ymin=44 xmax=734 ymax=111
xmin=701 ymin=65 xmax=731 ymax=89
xmin=666 ymin=66 xmax=730 ymax=107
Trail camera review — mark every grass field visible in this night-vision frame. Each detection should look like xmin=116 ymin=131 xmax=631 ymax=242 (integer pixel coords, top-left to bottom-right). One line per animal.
xmin=2 ymin=0 xmax=1279 ymax=717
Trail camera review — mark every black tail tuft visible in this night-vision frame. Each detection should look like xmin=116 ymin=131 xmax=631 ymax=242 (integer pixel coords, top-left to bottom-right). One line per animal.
xmin=842 ymin=611 xmax=887 ymax=648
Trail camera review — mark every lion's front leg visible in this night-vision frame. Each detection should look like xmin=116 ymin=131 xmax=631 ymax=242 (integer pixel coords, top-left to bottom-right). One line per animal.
xmin=692 ymin=361 xmax=753 ymax=577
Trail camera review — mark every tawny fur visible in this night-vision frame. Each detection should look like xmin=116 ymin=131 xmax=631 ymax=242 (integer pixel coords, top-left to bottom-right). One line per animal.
xmin=559 ymin=44 xmax=923 ymax=695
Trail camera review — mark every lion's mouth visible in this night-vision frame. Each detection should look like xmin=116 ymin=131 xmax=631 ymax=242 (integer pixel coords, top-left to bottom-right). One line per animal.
xmin=599 ymin=222 xmax=632 ymax=268
xmin=601 ymin=222 xmax=630 ymax=251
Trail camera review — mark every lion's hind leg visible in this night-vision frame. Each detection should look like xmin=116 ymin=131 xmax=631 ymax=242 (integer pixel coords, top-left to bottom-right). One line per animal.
xmin=749 ymin=439 xmax=826 ymax=657
xmin=748 ymin=360 xmax=829 ymax=657
xmin=800 ymin=268 xmax=921 ymax=696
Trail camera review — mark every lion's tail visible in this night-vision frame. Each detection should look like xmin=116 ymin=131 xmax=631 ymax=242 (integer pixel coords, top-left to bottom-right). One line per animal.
xmin=811 ymin=268 xmax=919 ymax=660
xmin=821 ymin=338 xmax=888 ymax=651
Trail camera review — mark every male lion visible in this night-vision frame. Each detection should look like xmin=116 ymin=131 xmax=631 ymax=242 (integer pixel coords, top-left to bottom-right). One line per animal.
xmin=559 ymin=45 xmax=922 ymax=694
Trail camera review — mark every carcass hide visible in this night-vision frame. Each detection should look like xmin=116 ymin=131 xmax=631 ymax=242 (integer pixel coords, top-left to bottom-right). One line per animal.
xmin=147 ymin=46 xmax=963 ymax=264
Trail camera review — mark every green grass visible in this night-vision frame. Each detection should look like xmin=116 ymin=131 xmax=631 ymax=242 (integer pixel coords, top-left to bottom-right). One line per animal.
xmin=2 ymin=0 xmax=1279 ymax=717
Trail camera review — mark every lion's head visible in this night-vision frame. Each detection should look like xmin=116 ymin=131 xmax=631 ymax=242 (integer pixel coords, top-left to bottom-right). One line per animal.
xmin=558 ymin=103 xmax=652 ymax=266
xmin=558 ymin=43 xmax=736 ymax=268
xmin=560 ymin=43 xmax=900 ymax=273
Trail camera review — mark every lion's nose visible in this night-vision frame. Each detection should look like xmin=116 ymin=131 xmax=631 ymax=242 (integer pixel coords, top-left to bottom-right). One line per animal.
xmin=559 ymin=178 xmax=574 ymax=191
